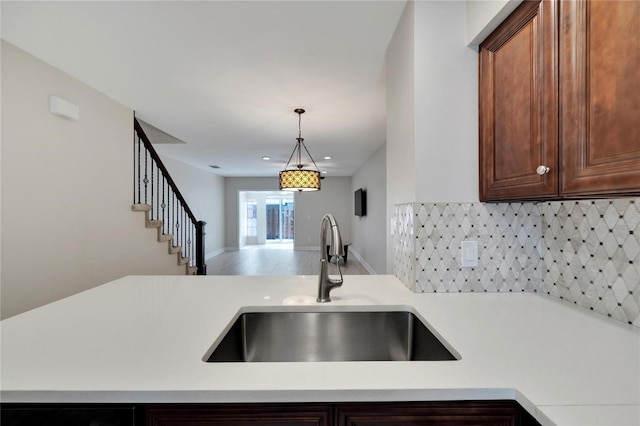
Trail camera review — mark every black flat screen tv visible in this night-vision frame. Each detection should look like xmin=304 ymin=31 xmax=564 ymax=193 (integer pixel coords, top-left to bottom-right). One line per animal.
xmin=354 ymin=188 xmax=367 ymax=217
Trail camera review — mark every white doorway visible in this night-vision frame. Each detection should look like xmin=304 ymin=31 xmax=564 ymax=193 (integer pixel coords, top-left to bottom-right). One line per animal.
xmin=239 ymin=191 xmax=294 ymax=248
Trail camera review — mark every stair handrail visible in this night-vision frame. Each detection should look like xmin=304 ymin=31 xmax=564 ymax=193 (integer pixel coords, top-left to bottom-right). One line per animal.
xmin=134 ymin=119 xmax=198 ymax=223
xmin=133 ymin=117 xmax=206 ymax=275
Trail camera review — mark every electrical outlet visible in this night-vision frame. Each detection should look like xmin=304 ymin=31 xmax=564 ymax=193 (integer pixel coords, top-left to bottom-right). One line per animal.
xmin=461 ymin=241 xmax=478 ymax=267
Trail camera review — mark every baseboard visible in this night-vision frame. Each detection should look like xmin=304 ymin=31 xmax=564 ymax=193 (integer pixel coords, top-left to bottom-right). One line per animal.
xmin=348 ymin=248 xmax=377 ymax=275
xmin=293 ymin=246 xmax=376 ymax=274
xmin=205 ymin=248 xmax=226 ymax=260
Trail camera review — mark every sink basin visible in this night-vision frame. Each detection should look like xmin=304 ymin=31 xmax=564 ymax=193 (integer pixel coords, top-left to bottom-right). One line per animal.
xmin=204 ymin=309 xmax=458 ymax=362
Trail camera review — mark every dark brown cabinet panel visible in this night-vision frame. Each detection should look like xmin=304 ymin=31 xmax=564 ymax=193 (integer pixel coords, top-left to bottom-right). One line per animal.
xmin=559 ymin=0 xmax=640 ymax=196
xmin=480 ymin=0 xmax=640 ymax=201
xmin=143 ymin=401 xmax=540 ymax=426
xmin=0 ymin=404 xmax=138 ymax=426
xmin=1 ymin=402 xmax=540 ymax=426
xmin=335 ymin=401 xmax=526 ymax=426
xmin=145 ymin=403 xmax=332 ymax=426
xmin=479 ymin=0 xmax=558 ymax=201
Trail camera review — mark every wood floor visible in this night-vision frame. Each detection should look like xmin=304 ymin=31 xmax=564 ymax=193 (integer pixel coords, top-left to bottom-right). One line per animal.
xmin=206 ymin=243 xmax=370 ymax=275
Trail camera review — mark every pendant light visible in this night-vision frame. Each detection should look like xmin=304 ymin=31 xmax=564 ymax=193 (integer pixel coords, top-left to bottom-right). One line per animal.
xmin=279 ymin=108 xmax=321 ymax=192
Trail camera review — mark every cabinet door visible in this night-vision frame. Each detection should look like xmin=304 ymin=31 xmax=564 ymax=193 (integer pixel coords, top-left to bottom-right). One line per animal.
xmin=145 ymin=404 xmax=332 ymax=426
xmin=479 ymin=0 xmax=558 ymax=201
xmin=335 ymin=401 xmax=524 ymax=426
xmin=560 ymin=0 xmax=640 ymax=196
xmin=0 ymin=404 xmax=137 ymax=426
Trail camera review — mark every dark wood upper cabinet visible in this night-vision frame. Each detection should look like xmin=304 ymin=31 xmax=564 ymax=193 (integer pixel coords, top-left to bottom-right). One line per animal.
xmin=560 ymin=0 xmax=640 ymax=196
xmin=479 ymin=0 xmax=640 ymax=201
xmin=479 ymin=0 xmax=557 ymax=201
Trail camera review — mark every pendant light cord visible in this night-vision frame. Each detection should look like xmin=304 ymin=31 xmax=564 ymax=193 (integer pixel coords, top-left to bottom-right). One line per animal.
xmin=282 ymin=109 xmax=320 ymax=172
xmin=297 ymin=111 xmax=302 ymax=168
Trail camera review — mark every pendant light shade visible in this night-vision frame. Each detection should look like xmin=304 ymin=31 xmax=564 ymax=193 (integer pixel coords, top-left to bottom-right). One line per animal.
xmin=279 ymin=108 xmax=321 ymax=192
xmin=279 ymin=169 xmax=321 ymax=191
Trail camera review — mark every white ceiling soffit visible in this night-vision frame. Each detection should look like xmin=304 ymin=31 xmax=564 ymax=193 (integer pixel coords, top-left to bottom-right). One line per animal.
xmin=1 ymin=1 xmax=406 ymax=177
xmin=138 ymin=119 xmax=186 ymax=145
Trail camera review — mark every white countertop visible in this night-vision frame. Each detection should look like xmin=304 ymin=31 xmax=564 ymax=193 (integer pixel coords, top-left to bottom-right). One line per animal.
xmin=1 ymin=275 xmax=639 ymax=425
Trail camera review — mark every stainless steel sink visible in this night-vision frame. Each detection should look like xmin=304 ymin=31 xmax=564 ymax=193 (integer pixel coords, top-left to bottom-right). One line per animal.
xmin=204 ymin=310 xmax=458 ymax=362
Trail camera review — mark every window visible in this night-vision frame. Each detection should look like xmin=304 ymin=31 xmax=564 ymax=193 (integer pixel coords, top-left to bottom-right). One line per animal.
xmin=246 ymin=201 xmax=257 ymax=237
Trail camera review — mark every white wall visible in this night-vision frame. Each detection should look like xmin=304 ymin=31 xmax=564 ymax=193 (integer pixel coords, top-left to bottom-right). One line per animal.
xmin=385 ymin=0 xmax=491 ymax=269
xmin=351 ymin=144 xmax=387 ymax=274
xmin=385 ymin=0 xmax=416 ymax=272
xmin=223 ymin=177 xmax=351 ymax=251
xmin=1 ymin=41 xmax=186 ymax=319
xmin=386 ymin=0 xmax=416 ymax=206
xmin=159 ymin=155 xmax=225 ymax=259
xmin=413 ymin=0 xmax=478 ymax=202
xmin=294 ymin=177 xmax=352 ymax=250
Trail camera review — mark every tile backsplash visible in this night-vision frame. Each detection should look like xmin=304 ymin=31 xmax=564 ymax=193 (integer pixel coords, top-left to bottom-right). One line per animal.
xmin=541 ymin=199 xmax=640 ymax=326
xmin=393 ymin=198 xmax=640 ymax=327
xmin=393 ymin=202 xmax=542 ymax=293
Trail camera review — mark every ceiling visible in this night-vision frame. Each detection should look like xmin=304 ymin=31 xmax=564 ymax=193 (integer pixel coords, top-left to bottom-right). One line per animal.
xmin=1 ymin=1 xmax=406 ymax=177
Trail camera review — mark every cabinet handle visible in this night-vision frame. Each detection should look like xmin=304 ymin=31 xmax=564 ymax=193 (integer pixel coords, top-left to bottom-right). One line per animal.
xmin=536 ymin=165 xmax=550 ymax=175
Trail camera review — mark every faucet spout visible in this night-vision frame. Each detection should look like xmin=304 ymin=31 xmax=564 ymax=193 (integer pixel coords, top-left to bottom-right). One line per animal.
xmin=317 ymin=213 xmax=345 ymax=303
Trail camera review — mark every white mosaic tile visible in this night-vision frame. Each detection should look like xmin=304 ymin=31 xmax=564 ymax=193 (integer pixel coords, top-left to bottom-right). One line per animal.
xmin=393 ymin=202 xmax=543 ymax=295
xmin=392 ymin=204 xmax=416 ymax=291
xmin=542 ymin=198 xmax=640 ymax=326
xmin=393 ymin=197 xmax=640 ymax=328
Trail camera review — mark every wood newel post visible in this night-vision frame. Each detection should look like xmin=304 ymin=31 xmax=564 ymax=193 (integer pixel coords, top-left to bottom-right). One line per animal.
xmin=196 ymin=220 xmax=207 ymax=275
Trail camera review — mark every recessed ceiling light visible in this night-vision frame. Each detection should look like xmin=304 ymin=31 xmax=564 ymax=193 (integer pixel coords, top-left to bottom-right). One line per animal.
xmin=322 ymin=170 xmax=328 ymax=174
xmin=324 ymin=156 xmax=332 ymax=160
xmin=262 ymin=156 xmax=271 ymax=160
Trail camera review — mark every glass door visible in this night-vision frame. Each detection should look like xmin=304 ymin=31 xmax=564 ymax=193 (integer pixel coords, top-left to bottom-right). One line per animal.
xmin=239 ymin=191 xmax=294 ymax=247
xmin=266 ymin=195 xmax=294 ymax=243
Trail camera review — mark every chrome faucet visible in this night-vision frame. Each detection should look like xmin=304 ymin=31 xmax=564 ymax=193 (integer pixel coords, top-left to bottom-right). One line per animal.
xmin=317 ymin=213 xmax=345 ymax=303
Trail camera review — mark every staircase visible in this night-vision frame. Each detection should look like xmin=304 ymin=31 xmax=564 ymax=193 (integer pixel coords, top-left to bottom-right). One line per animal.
xmin=131 ymin=118 xmax=206 ymax=275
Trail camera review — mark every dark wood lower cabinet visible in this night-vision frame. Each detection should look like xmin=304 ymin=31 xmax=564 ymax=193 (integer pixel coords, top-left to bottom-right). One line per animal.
xmin=0 ymin=404 xmax=138 ymax=426
xmin=145 ymin=403 xmax=332 ymax=426
xmin=0 ymin=401 xmax=541 ymax=425
xmin=334 ymin=401 xmax=539 ymax=426
xmin=144 ymin=401 xmax=541 ymax=426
